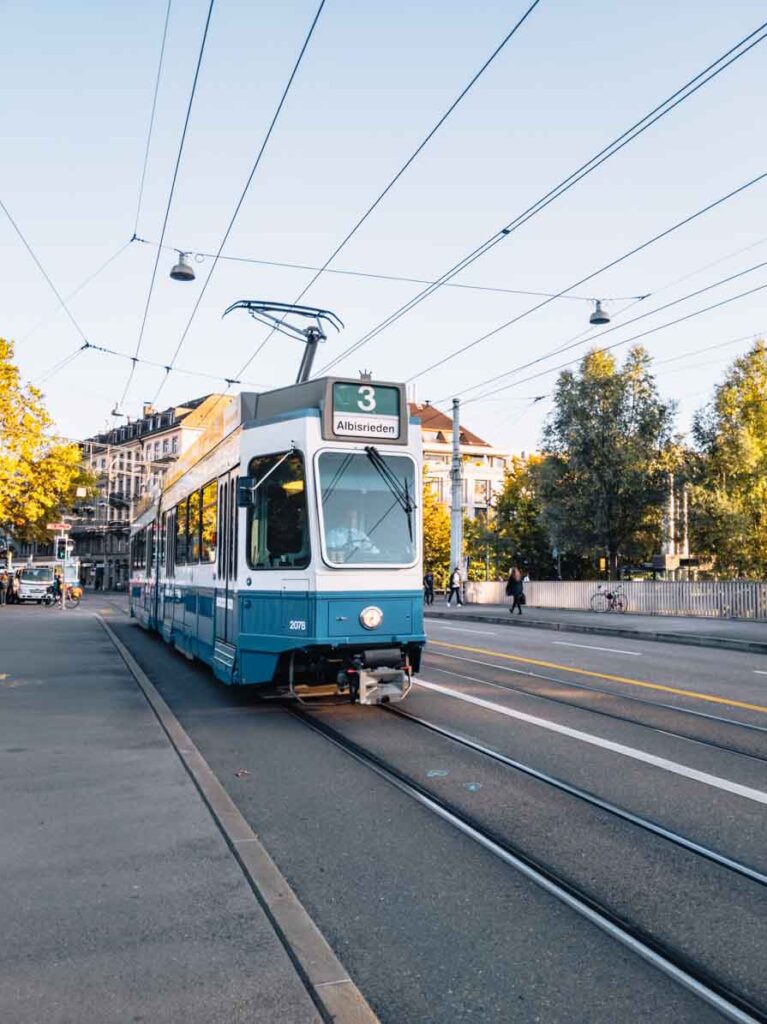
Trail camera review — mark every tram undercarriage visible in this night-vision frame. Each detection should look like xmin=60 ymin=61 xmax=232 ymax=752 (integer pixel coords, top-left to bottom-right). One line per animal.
xmin=282 ymin=643 xmax=421 ymax=705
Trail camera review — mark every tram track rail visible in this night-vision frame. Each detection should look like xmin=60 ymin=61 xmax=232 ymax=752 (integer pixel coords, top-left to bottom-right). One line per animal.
xmin=425 ymin=650 xmax=767 ymax=763
xmin=386 ymin=703 xmax=767 ymax=887
xmin=290 ymin=706 xmax=767 ymax=1024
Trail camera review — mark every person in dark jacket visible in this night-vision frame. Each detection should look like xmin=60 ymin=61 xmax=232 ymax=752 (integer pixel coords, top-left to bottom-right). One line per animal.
xmin=423 ymin=569 xmax=434 ymax=606
xmin=506 ymin=566 xmax=524 ymax=615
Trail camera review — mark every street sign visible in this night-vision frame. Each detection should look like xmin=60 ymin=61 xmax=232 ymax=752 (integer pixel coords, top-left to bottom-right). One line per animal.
xmin=46 ymin=523 xmax=69 ymax=532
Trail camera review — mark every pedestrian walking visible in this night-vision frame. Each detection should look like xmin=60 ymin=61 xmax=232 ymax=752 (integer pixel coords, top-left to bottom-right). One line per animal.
xmin=11 ymin=571 xmax=21 ymax=605
xmin=506 ymin=566 xmax=525 ymax=615
xmin=0 ymin=571 xmax=7 ymax=606
xmin=423 ymin=569 xmax=434 ymax=606
xmin=446 ymin=565 xmax=463 ymax=607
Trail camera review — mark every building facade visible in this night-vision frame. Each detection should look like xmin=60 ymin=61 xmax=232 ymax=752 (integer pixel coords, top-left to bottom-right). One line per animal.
xmin=70 ymin=395 xmax=225 ymax=589
xmin=411 ymin=403 xmax=509 ymax=517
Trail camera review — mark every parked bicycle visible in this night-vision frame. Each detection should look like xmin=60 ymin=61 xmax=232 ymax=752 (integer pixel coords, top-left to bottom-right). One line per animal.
xmin=590 ymin=583 xmax=628 ymax=613
xmin=42 ymin=584 xmax=82 ymax=609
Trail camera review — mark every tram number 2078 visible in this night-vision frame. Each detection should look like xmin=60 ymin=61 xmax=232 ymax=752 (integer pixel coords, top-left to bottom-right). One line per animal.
xmin=288 ymin=620 xmax=307 ymax=631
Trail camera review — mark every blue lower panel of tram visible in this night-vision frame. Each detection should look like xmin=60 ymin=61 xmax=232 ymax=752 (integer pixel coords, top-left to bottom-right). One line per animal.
xmin=133 ymin=585 xmax=425 ymax=688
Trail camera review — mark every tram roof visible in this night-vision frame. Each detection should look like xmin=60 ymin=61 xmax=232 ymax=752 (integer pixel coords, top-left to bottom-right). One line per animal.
xmin=148 ymin=376 xmax=409 ymax=513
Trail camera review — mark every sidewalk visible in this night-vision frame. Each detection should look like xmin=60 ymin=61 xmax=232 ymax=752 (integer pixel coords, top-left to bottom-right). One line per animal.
xmin=0 ymin=608 xmax=322 ymax=1024
xmin=426 ymin=603 xmax=767 ymax=655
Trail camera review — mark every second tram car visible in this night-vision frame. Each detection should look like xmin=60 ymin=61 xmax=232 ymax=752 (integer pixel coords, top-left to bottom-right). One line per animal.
xmin=130 ymin=377 xmax=425 ymax=704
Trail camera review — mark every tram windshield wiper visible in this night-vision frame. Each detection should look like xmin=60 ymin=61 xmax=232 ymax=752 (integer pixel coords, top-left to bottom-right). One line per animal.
xmin=238 ymin=445 xmax=298 ymax=506
xmin=363 ymin=446 xmax=417 ymax=541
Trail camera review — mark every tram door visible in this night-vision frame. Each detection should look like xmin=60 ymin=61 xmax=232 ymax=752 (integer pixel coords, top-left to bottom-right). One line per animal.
xmin=215 ymin=472 xmax=238 ymax=645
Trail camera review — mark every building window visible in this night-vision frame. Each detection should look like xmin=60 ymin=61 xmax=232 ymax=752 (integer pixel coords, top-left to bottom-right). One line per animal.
xmin=474 ymin=479 xmax=490 ymax=505
xmin=162 ymin=438 xmax=169 ymax=454
xmin=171 ymin=436 xmax=178 ymax=454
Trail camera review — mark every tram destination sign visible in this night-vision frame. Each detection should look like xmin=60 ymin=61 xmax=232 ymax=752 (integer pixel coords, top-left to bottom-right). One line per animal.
xmin=324 ymin=380 xmax=407 ymax=445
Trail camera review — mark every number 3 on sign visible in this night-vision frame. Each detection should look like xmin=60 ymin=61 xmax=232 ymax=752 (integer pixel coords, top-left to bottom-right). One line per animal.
xmin=357 ymin=386 xmax=376 ymax=412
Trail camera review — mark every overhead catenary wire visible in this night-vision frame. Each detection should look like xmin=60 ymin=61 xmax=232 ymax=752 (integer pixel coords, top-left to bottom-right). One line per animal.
xmin=34 ymin=345 xmax=89 ymax=386
xmin=21 ymin=238 xmax=135 ymax=342
xmin=451 ymin=328 xmax=767 ymax=414
xmin=118 ymin=0 xmax=217 ymax=410
xmin=655 ymin=328 xmax=766 ymax=367
xmin=150 ymin=0 xmax=330 ymax=406
xmin=317 ymin=21 xmax=767 ymax=377
xmin=461 ymin=242 xmax=767 ymax=403
xmin=132 ymin=234 xmax=646 ymax=302
xmin=133 ymin=0 xmax=174 ymax=237
xmin=460 ymin=275 xmax=767 ymax=406
xmin=428 ymin=170 xmax=767 ymax=400
xmin=1 ymin=197 xmax=91 ymax=347
xmin=230 ymin=0 xmax=544 ymax=383
xmin=407 ymin=171 xmax=767 ymax=385
xmin=87 ymin=340 xmax=261 ymax=388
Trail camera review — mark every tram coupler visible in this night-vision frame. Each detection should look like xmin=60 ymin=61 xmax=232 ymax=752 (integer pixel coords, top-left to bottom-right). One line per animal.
xmin=355 ymin=667 xmax=412 ymax=705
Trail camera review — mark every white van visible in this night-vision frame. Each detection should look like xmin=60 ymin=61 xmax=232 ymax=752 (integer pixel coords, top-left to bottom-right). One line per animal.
xmin=18 ymin=565 xmax=54 ymax=603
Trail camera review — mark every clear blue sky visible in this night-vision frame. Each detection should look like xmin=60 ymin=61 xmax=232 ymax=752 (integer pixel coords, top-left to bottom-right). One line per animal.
xmin=2 ymin=0 xmax=766 ymax=452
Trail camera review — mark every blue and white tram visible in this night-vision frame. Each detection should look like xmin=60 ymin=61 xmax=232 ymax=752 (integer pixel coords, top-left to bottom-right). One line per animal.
xmin=129 ymin=377 xmax=425 ymax=704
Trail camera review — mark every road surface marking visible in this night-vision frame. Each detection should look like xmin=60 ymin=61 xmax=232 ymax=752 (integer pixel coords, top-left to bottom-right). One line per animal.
xmin=415 ymin=678 xmax=767 ymax=806
xmin=754 ymin=670 xmax=767 ymax=676
xmin=552 ymin=641 xmax=640 ymax=657
xmin=429 ymin=640 xmax=767 ymax=715
xmin=437 ymin=626 xmax=498 ymax=636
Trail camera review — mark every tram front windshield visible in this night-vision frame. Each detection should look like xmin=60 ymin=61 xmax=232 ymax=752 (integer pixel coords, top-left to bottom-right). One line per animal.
xmin=318 ymin=451 xmax=416 ymax=566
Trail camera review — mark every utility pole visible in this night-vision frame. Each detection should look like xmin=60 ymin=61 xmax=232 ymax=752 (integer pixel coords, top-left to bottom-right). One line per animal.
xmin=662 ymin=472 xmax=676 ymax=557
xmin=680 ymin=483 xmax=690 ymax=564
xmin=450 ymin=398 xmax=463 ymax=578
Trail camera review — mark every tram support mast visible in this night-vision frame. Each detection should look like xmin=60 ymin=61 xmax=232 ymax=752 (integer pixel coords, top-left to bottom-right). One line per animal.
xmin=450 ymin=397 xmax=463 ymax=578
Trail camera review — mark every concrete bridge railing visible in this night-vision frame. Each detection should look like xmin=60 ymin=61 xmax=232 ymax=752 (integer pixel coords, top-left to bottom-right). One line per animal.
xmin=463 ymin=579 xmax=767 ymax=621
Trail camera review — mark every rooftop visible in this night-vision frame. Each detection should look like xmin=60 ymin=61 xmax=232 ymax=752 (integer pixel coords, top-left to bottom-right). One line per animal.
xmin=409 ymin=402 xmax=490 ymax=447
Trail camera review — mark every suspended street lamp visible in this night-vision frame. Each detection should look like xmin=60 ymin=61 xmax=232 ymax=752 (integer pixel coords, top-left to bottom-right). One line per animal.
xmin=589 ymin=300 xmax=610 ymax=325
xmin=170 ymin=252 xmax=196 ymax=282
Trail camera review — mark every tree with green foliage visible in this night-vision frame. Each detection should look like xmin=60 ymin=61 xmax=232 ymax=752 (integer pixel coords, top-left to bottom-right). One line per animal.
xmin=537 ymin=346 xmax=675 ymax=578
xmin=689 ymin=340 xmax=767 ymax=578
xmin=0 ymin=337 xmax=93 ymax=544
xmin=422 ymin=476 xmax=451 ymax=587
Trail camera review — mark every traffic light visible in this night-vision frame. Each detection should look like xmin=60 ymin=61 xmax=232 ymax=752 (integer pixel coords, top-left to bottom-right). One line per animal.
xmin=56 ymin=539 xmax=67 ymax=560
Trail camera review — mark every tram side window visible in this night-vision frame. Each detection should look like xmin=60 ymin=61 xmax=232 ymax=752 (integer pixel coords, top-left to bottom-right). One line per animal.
xmin=175 ymin=499 xmax=188 ymax=565
xmin=146 ymin=523 xmax=154 ymax=578
xmin=159 ymin=513 xmax=167 ymax=570
xmin=200 ymin=481 xmax=217 ymax=563
xmin=166 ymin=511 xmax=175 ymax=575
xmin=217 ymin=483 xmax=226 ymax=576
xmin=132 ymin=529 xmax=145 ymax=570
xmin=247 ymin=453 xmax=309 ymax=570
xmin=229 ymin=479 xmax=236 ymax=579
xmin=188 ymin=490 xmax=201 ymax=563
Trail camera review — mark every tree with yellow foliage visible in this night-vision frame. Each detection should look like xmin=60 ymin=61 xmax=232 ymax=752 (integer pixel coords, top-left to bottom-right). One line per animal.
xmin=422 ymin=476 xmax=451 ymax=587
xmin=0 ymin=338 xmax=93 ymax=543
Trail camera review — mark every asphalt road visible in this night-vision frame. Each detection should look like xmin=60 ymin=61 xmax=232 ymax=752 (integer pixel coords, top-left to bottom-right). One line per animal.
xmin=100 ymin=608 xmax=767 ymax=1024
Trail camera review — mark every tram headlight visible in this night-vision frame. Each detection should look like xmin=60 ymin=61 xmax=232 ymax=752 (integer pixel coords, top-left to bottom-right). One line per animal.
xmin=359 ymin=606 xmax=383 ymax=630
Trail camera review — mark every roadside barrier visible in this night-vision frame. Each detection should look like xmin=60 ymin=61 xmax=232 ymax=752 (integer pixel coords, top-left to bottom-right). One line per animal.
xmin=464 ymin=580 xmax=767 ymax=620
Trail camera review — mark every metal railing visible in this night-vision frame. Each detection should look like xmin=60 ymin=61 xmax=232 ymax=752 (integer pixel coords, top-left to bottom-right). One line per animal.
xmin=464 ymin=580 xmax=767 ymax=620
